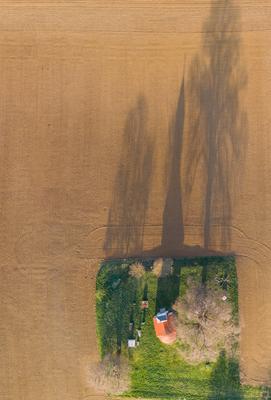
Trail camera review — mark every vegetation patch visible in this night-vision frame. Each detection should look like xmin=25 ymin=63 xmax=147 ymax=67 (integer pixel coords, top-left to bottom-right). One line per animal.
xmin=95 ymin=257 xmax=263 ymax=399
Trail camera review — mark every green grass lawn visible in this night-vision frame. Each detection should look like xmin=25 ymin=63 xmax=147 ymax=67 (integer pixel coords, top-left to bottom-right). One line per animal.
xmin=96 ymin=258 xmax=263 ymax=399
xmin=125 ymin=272 xmax=212 ymax=399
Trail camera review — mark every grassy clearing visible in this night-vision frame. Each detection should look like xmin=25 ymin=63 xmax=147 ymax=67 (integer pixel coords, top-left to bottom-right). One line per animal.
xmin=96 ymin=257 xmax=263 ymax=399
xmin=125 ymin=272 xmax=211 ymax=399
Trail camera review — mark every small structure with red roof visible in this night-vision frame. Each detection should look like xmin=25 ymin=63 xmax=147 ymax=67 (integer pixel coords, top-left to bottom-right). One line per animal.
xmin=141 ymin=300 xmax=149 ymax=310
xmin=153 ymin=308 xmax=177 ymax=345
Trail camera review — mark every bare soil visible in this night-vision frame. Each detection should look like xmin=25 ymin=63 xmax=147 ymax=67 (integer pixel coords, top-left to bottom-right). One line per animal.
xmin=1 ymin=1 xmax=271 ymax=399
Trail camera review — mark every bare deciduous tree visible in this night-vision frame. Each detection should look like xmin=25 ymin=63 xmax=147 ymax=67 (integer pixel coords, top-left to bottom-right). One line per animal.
xmin=174 ymin=279 xmax=239 ymax=364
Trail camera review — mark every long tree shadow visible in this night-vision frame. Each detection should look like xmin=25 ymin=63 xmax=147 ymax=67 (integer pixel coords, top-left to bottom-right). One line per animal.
xmin=104 ymin=96 xmax=154 ymax=257
xmin=209 ymin=350 xmax=243 ymax=400
xmin=161 ymin=73 xmax=185 ymax=252
xmin=155 ymin=263 xmax=181 ymax=312
xmin=184 ymin=0 xmax=248 ymax=251
xmin=104 ymin=0 xmax=247 ymax=260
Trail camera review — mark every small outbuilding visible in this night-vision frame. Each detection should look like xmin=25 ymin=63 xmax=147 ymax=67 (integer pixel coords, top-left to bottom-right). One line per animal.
xmin=153 ymin=309 xmax=177 ymax=345
xmin=141 ymin=300 xmax=149 ymax=309
xmin=128 ymin=339 xmax=136 ymax=348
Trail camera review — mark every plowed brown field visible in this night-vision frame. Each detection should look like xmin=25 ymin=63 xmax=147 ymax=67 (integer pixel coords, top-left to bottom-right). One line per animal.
xmin=1 ymin=1 xmax=271 ymax=399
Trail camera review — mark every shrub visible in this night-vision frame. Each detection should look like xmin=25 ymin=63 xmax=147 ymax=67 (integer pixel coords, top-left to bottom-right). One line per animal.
xmin=129 ymin=262 xmax=145 ymax=279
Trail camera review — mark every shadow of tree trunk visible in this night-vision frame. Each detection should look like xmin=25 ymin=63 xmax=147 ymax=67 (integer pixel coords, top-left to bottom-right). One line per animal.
xmin=161 ymin=73 xmax=185 ymax=251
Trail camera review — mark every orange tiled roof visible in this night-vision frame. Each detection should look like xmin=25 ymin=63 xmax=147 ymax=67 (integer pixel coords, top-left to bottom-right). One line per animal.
xmin=153 ymin=312 xmax=177 ymax=344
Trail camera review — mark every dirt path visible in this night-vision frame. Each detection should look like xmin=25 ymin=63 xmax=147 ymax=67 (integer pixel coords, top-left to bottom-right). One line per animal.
xmin=1 ymin=1 xmax=271 ymax=399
